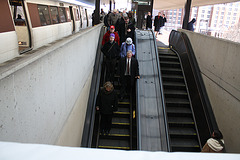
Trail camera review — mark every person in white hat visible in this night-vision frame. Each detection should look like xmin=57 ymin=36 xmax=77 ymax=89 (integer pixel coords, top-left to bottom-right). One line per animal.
xmin=120 ymin=37 xmax=136 ymax=58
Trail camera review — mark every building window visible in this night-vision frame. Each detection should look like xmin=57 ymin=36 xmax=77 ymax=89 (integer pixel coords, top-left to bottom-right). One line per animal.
xmin=216 ymin=11 xmax=219 ymax=14
xmin=207 ymin=15 xmax=210 ymax=18
xmin=228 ymin=12 xmax=231 ymax=15
xmin=208 ymin=11 xmax=211 ymax=14
xmin=50 ymin=6 xmax=59 ymax=24
xmin=214 ymin=24 xmax=217 ymax=27
xmin=201 ymin=14 xmax=204 ymax=18
xmin=233 ymin=13 xmax=237 ymax=16
xmin=59 ymin=7 xmax=67 ymax=23
xmin=221 ymin=12 xmax=224 ymax=15
xmin=38 ymin=5 xmax=51 ymax=26
xmin=221 ymin=16 xmax=224 ymax=19
xmin=202 ymin=10 xmax=205 ymax=13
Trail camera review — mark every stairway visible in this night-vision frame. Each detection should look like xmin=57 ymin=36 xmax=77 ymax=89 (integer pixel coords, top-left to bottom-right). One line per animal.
xmin=158 ymin=47 xmax=201 ymax=152
xmin=97 ymin=71 xmax=132 ymax=150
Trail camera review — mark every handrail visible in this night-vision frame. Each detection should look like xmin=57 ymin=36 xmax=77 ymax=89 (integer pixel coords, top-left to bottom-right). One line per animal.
xmin=168 ymin=30 xmax=219 ymax=147
xmin=150 ymin=29 xmax=170 ymax=151
xmin=81 ymin=26 xmax=105 ymax=147
xmin=134 ymin=30 xmax=141 ymax=150
xmin=180 ymin=32 xmax=218 ymax=130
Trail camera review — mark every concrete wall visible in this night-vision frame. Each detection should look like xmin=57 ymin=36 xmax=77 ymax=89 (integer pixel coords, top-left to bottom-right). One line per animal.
xmin=179 ymin=29 xmax=240 ymax=153
xmin=0 ymin=24 xmax=103 ymax=146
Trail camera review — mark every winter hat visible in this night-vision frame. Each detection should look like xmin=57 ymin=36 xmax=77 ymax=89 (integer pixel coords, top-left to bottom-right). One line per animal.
xmin=126 ymin=37 xmax=132 ymax=45
xmin=110 ymin=33 xmax=115 ymax=38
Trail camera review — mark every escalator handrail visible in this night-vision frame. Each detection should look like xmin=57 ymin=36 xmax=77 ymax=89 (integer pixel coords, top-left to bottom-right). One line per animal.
xmin=134 ymin=30 xmax=141 ymax=150
xmin=81 ymin=26 xmax=106 ymax=147
xmin=150 ymin=29 xmax=170 ymax=152
xmin=180 ymin=32 xmax=218 ymax=130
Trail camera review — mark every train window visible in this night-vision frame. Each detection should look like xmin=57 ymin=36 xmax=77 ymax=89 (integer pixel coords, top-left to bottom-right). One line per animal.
xmin=50 ymin=6 xmax=59 ymax=24
xmin=38 ymin=5 xmax=51 ymax=26
xmin=10 ymin=4 xmax=26 ymax=26
xmin=85 ymin=9 xmax=89 ymax=26
xmin=59 ymin=7 xmax=67 ymax=23
xmin=75 ymin=9 xmax=80 ymax=21
xmin=9 ymin=0 xmax=31 ymax=53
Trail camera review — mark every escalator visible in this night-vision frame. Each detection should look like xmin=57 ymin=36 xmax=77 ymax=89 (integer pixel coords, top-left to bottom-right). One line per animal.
xmin=158 ymin=47 xmax=201 ymax=152
xmin=82 ymin=29 xmax=218 ymax=152
xmin=81 ymin=26 xmax=136 ymax=150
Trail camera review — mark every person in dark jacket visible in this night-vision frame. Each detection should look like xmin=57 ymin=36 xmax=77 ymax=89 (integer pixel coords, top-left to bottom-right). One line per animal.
xmin=187 ymin=18 xmax=196 ymax=31
xmin=159 ymin=14 xmax=167 ymax=34
xmin=96 ymin=82 xmax=118 ymax=135
xmin=101 ymin=33 xmax=120 ymax=82
xmin=118 ymin=50 xmax=140 ymax=99
xmin=154 ymin=12 xmax=163 ymax=37
xmin=201 ymin=130 xmax=225 ymax=153
xmin=104 ymin=11 xmax=111 ymax=29
xmin=118 ymin=14 xmax=135 ymax=45
xmin=146 ymin=12 xmax=152 ymax=30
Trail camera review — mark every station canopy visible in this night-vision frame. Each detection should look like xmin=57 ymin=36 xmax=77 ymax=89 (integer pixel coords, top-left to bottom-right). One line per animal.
xmin=153 ymin=0 xmax=240 ymax=10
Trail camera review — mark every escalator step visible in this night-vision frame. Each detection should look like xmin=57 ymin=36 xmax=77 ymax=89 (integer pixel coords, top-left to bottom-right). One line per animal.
xmin=99 ymin=133 xmax=130 ymax=140
xmin=112 ymin=117 xmax=130 ymax=123
xmin=166 ymin=98 xmax=190 ymax=105
xmin=167 ymin=106 xmax=192 ymax=115
xmin=163 ymin=81 xmax=185 ymax=86
xmin=160 ymin=68 xmax=182 ymax=75
xmin=170 ymin=138 xmax=200 ymax=148
xmin=159 ymin=56 xmax=179 ymax=62
xmin=169 ymin=127 xmax=197 ymax=136
xmin=162 ymin=74 xmax=184 ymax=79
xmin=117 ymin=107 xmax=130 ymax=112
xmin=164 ymin=90 xmax=188 ymax=99
xmin=118 ymin=101 xmax=130 ymax=105
xmin=98 ymin=139 xmax=130 ymax=150
xmin=158 ymin=51 xmax=176 ymax=56
xmin=168 ymin=116 xmax=194 ymax=124
xmin=160 ymin=61 xmax=180 ymax=64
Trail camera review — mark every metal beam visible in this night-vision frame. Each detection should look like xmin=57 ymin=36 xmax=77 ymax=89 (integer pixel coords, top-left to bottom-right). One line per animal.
xmin=94 ymin=0 xmax=100 ymax=25
xmin=182 ymin=0 xmax=192 ymax=29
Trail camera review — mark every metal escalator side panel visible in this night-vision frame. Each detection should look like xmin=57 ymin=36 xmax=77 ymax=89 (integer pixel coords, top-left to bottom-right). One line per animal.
xmin=135 ymin=29 xmax=169 ymax=151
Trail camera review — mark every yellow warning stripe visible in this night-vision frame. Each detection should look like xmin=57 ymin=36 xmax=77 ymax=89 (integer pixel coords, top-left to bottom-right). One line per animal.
xmin=158 ymin=47 xmax=170 ymax=49
xmin=118 ymin=102 xmax=130 ymax=105
xmin=109 ymin=134 xmax=130 ymax=137
xmin=112 ymin=122 xmax=130 ymax=125
xmin=98 ymin=146 xmax=130 ymax=150
xmin=114 ymin=111 xmax=130 ymax=115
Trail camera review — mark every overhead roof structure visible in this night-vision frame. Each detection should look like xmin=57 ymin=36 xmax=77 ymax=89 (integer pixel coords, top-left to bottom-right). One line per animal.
xmin=153 ymin=0 xmax=239 ymax=10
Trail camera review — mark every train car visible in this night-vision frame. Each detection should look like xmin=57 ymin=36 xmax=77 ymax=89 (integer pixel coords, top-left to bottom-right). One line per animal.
xmin=0 ymin=0 xmax=94 ymax=64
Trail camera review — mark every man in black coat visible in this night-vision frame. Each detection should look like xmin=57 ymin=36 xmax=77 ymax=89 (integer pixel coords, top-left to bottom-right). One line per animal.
xmin=117 ymin=14 xmax=135 ymax=45
xmin=118 ymin=50 xmax=140 ymax=99
xmin=154 ymin=12 xmax=163 ymax=37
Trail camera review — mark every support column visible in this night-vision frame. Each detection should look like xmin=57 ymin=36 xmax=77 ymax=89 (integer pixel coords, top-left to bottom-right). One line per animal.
xmin=94 ymin=0 xmax=100 ymax=25
xmin=109 ymin=0 xmax=112 ymax=11
xmin=114 ymin=0 xmax=115 ymax=9
xmin=182 ymin=0 xmax=192 ymax=29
